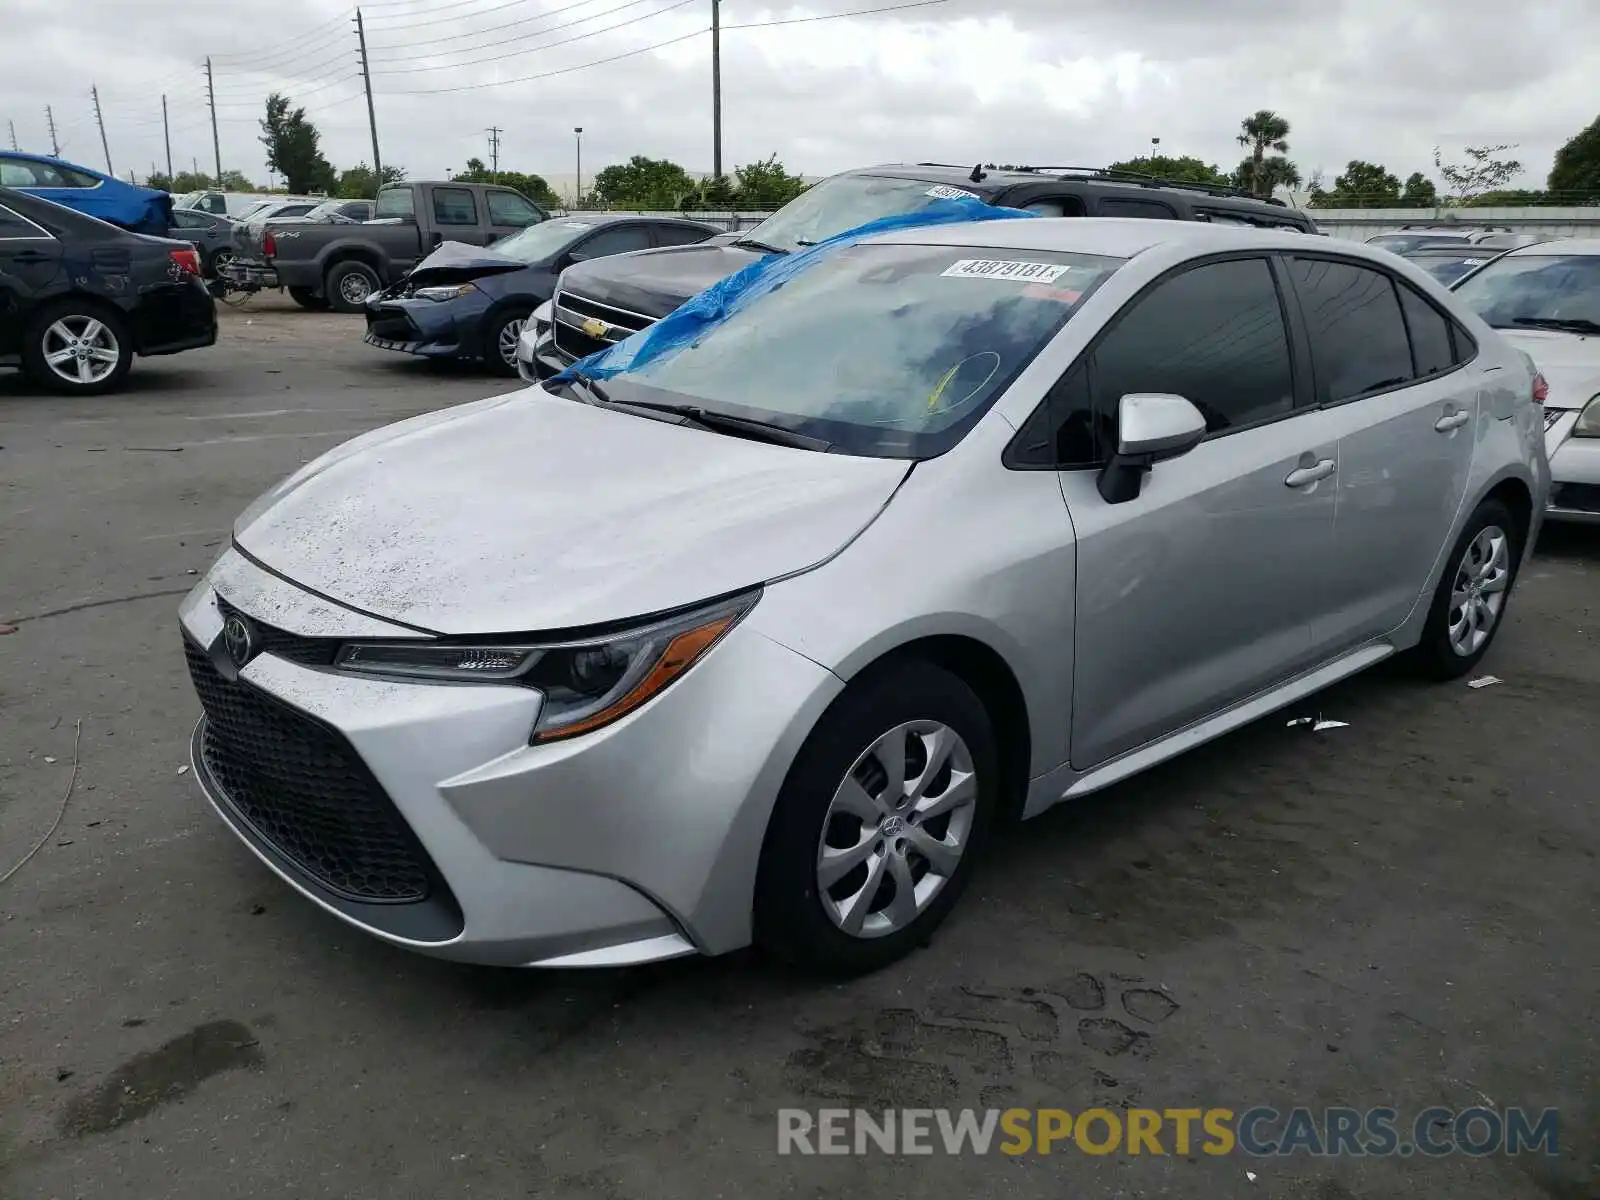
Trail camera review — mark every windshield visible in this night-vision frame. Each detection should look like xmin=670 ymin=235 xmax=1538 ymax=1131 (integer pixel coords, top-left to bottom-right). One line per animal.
xmin=374 ymin=187 xmax=416 ymax=220
xmin=742 ymin=175 xmax=987 ymax=253
xmin=1413 ymin=255 xmax=1494 ymax=285
xmin=598 ymin=242 xmax=1123 ymax=458
xmin=491 ymin=218 xmax=598 ymax=263
xmin=1450 ymin=254 xmax=1600 ymax=328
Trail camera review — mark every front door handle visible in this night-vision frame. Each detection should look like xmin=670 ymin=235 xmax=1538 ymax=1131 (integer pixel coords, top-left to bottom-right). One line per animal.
xmin=9 ymin=249 xmax=52 ymax=263
xmin=1435 ymin=409 xmax=1471 ymax=432
xmin=1285 ymin=458 xmax=1336 ymax=488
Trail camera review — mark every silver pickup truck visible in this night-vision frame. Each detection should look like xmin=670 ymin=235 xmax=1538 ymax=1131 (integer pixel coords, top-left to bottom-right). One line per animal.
xmin=222 ymin=181 xmax=548 ymax=312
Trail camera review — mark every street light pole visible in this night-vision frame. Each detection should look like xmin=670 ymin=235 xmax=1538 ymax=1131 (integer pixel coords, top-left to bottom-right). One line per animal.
xmin=574 ymin=126 xmax=583 ymax=208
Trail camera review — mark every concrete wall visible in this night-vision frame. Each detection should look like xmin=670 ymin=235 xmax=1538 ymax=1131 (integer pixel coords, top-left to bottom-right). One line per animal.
xmin=1302 ymin=208 xmax=1600 ymax=242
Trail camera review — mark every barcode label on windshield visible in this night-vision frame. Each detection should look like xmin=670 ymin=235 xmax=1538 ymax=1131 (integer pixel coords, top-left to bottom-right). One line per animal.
xmin=941 ymin=259 xmax=1069 ymax=283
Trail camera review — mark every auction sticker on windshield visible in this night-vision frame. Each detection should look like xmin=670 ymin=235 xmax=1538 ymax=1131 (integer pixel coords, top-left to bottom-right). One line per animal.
xmin=926 ymin=185 xmax=980 ymax=201
xmin=941 ymin=259 xmax=1071 ymax=283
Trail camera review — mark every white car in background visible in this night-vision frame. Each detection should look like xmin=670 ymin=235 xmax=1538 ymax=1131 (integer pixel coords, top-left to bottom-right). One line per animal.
xmin=1451 ymin=240 xmax=1600 ymax=523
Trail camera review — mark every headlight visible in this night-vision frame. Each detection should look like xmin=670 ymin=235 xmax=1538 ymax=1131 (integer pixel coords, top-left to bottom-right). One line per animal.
xmin=334 ymin=590 xmax=759 ymax=742
xmin=1574 ymin=395 xmax=1600 ymax=438
xmin=413 ymin=283 xmax=478 ymax=301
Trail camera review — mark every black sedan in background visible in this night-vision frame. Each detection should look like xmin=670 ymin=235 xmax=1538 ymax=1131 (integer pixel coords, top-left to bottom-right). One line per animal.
xmin=168 ymin=207 xmax=238 ymax=279
xmin=363 ymin=213 xmax=719 ymax=375
xmin=0 ymin=186 xmax=217 ymax=394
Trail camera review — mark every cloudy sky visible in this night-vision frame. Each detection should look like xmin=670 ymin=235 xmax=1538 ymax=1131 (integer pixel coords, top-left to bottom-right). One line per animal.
xmin=4 ymin=0 xmax=1598 ymax=199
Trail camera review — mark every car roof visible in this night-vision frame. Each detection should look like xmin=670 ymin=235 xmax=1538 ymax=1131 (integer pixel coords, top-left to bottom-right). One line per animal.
xmin=843 ymin=163 xmax=1298 ymax=213
xmin=1503 ymin=238 xmax=1600 ymax=258
xmin=863 ymin=216 xmax=1326 ymax=259
xmin=1404 ymin=244 xmax=1500 ymax=256
xmin=551 ymin=213 xmax=721 ymax=230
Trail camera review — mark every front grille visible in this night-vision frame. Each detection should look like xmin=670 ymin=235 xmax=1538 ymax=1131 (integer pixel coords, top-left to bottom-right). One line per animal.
xmin=558 ymin=291 xmax=655 ymax=334
xmin=185 ymin=637 xmax=434 ymax=903
xmin=216 ymin=598 xmax=339 ymax=667
xmin=553 ymin=320 xmax=611 ymax=362
xmin=365 ymin=310 xmax=418 ymax=341
xmin=551 ymin=288 xmax=656 ymax=362
xmin=1551 ymin=482 xmax=1600 ymax=514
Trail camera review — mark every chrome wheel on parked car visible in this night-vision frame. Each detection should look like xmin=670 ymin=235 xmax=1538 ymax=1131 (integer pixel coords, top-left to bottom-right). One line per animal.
xmin=817 ymin=720 xmax=978 ymax=938
xmin=496 ymin=316 xmax=527 ymax=368
xmin=1449 ymin=524 xmax=1510 ymax=657
xmin=41 ymin=315 xmax=122 ymax=386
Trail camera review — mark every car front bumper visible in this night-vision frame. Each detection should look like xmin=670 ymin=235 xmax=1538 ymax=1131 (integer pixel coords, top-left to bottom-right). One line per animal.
xmin=177 ymin=551 xmax=841 ymax=966
xmin=1545 ymin=412 xmax=1600 ymax=524
xmin=364 ymin=295 xmax=485 ymax=360
xmin=515 ymin=322 xmax=568 ymax=383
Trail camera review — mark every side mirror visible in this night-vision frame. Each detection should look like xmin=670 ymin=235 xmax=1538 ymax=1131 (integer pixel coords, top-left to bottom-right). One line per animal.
xmin=567 ymin=249 xmax=591 ymax=263
xmin=1097 ymin=393 xmax=1207 ymax=504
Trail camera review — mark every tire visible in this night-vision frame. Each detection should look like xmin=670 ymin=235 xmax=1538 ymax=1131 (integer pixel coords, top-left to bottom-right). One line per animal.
xmin=21 ymin=299 xmax=134 ymax=395
xmin=754 ymin=660 xmax=998 ymax=976
xmin=483 ymin=308 xmax=532 ymax=377
xmin=1408 ymin=498 xmax=1522 ymax=680
xmin=324 ymin=261 xmax=381 ymax=313
xmin=206 ymin=249 xmax=236 ymax=281
xmin=288 ymin=287 xmax=330 ymax=311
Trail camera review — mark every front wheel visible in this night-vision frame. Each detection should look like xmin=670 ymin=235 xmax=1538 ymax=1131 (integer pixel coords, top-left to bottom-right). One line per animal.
xmin=1408 ymin=497 xmax=1522 ymax=679
xmin=325 ymin=261 xmax=381 ymax=313
xmin=21 ymin=301 xmax=134 ymax=395
xmin=754 ymin=661 xmax=997 ymax=976
xmin=484 ymin=308 xmax=532 ymax=377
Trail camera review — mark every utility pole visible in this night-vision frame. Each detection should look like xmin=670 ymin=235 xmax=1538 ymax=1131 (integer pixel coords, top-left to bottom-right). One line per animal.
xmin=6 ymin=120 xmax=16 ymax=151
xmin=204 ymin=57 xmax=222 ymax=186
xmin=91 ymin=85 xmax=113 ymax=174
xmin=162 ymin=94 xmax=173 ymax=180
xmin=355 ymin=9 xmax=383 ymax=183
xmin=486 ymin=126 xmax=502 ymax=182
xmin=711 ymin=0 xmax=722 ymax=180
xmin=574 ymin=127 xmax=583 ymax=207
xmin=45 ymin=106 xmax=59 ymax=156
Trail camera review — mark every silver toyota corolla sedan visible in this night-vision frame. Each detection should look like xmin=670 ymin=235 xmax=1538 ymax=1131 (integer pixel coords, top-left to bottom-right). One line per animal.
xmin=179 ymin=218 xmax=1549 ymax=975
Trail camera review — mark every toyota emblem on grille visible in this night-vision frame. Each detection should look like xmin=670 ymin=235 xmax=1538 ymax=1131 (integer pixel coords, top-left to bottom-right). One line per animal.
xmin=580 ymin=317 xmax=610 ymax=339
xmin=221 ymin=615 xmax=258 ymax=668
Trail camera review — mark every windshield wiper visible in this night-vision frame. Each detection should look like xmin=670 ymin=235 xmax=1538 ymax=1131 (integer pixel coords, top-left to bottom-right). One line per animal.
xmin=1511 ymin=316 xmax=1600 ymax=335
xmin=547 ymin=371 xmax=610 ymax=405
xmin=733 ymin=237 xmax=789 ymax=255
xmin=601 ymin=399 xmax=831 ymax=451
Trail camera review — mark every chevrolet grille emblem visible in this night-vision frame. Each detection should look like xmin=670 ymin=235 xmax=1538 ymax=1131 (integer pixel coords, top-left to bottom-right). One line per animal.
xmin=580 ymin=317 xmax=610 ymax=339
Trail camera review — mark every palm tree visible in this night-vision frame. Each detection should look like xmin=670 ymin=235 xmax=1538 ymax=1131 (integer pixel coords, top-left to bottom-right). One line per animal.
xmin=1237 ymin=110 xmax=1292 ymax=197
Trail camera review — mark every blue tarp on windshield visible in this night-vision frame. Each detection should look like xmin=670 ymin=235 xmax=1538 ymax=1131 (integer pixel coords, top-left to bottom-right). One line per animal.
xmin=552 ymin=194 xmax=1039 ymax=382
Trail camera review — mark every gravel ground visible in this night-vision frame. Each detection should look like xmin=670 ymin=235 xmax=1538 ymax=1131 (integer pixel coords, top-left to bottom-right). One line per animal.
xmin=1 ymin=298 xmax=1597 ymax=1200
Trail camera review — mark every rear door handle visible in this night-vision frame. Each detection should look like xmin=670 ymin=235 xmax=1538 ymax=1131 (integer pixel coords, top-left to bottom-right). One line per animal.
xmin=1285 ymin=459 xmax=1336 ymax=488
xmin=1435 ymin=409 xmax=1471 ymax=432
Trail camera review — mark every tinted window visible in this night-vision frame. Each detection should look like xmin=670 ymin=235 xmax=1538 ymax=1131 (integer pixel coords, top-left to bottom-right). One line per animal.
xmin=374 ymin=186 xmax=415 ymax=220
xmin=0 ymin=204 xmax=48 ymax=238
xmin=1098 ymin=197 xmax=1178 ymax=219
xmin=653 ymin=222 xmax=714 ymax=247
xmin=486 ymin=190 xmax=543 ymax=227
xmin=574 ymin=225 xmax=653 ymax=259
xmin=1290 ymin=258 xmax=1413 ymax=402
xmin=1093 ymin=257 xmax=1294 ymax=434
xmin=432 ymin=187 xmax=478 ymax=225
xmin=1011 ymin=364 xmax=1100 ymax=467
xmin=1022 ymin=196 xmax=1086 ymax=217
xmin=172 ymin=210 xmax=208 ymax=229
xmin=0 ymin=158 xmax=58 ymax=187
xmin=1397 ymin=283 xmax=1455 ymax=377
xmin=340 ymin=202 xmax=371 ymax=220
xmin=59 ymin=165 xmax=101 ymax=188
xmin=275 ymin=203 xmax=317 ymax=218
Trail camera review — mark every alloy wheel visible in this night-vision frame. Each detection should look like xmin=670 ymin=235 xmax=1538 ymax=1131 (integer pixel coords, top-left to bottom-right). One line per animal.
xmin=816 ymin=720 xmax=978 ymax=939
xmin=497 ymin=317 xmax=527 ymax=366
xmin=1448 ymin=523 xmax=1510 ymax=657
xmin=41 ymin=316 xmax=121 ymax=386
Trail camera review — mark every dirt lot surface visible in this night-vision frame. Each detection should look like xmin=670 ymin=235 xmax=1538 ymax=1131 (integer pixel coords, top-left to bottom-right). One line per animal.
xmin=1 ymin=298 xmax=1597 ymax=1199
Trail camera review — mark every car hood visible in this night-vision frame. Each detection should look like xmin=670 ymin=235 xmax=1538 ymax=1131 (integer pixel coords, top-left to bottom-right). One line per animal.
xmin=401 ymin=240 xmax=530 ymax=286
xmin=558 ymin=241 xmax=766 ymax=319
xmin=1498 ymin=328 xmax=1600 ymax=410
xmin=231 ymin=389 xmax=909 ymax=634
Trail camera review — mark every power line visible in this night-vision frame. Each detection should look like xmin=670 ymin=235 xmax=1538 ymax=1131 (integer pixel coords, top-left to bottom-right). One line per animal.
xmin=363 ymin=0 xmax=561 ymax=33
xmin=721 ymin=0 xmax=952 ymax=30
xmin=209 ymin=11 xmax=355 ymax=62
xmin=370 ymin=0 xmax=696 ymax=73
xmin=378 ymin=25 xmax=703 ymax=94
xmin=371 ymin=0 xmax=657 ymax=60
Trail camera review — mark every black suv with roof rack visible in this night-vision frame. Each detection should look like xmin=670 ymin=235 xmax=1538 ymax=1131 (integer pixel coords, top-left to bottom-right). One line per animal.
xmin=521 ymin=161 xmax=1321 ymax=379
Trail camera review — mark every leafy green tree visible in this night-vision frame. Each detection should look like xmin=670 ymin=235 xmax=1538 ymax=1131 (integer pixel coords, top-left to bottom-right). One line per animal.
xmin=1235 ymin=110 xmax=1292 ymax=196
xmin=259 ymin=93 xmax=336 ymax=195
xmin=1432 ymin=144 xmax=1522 ymax=203
xmin=148 ymin=171 xmax=173 ymax=191
xmin=167 ymin=170 xmax=215 ymax=193
xmin=1105 ymin=155 xmax=1229 ymax=187
xmin=684 ymin=173 xmax=738 ymax=210
xmin=1399 ymin=172 xmax=1438 ymax=208
xmin=1309 ymin=160 xmax=1401 ymax=207
xmin=731 ymin=154 xmax=808 ymax=207
xmin=589 ymin=155 xmax=696 ymax=208
xmin=218 ymin=169 xmax=257 ymax=191
xmin=447 ymin=159 xmax=560 ymax=209
xmin=1464 ymin=189 xmax=1554 ymax=208
xmin=337 ymin=162 xmax=407 ymax=199
xmin=1548 ymin=114 xmax=1600 ymax=202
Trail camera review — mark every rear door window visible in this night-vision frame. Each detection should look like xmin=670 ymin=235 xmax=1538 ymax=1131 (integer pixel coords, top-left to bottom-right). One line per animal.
xmin=652 ymin=222 xmax=715 ymax=247
xmin=431 ymin=187 xmax=478 ymax=226
xmin=374 ymin=187 xmax=416 ymax=220
xmin=573 ymin=225 xmax=654 ymax=259
xmin=1096 ymin=196 xmax=1179 ymax=219
xmin=0 ymin=203 xmax=51 ymax=239
xmin=1020 ymin=195 xmax=1087 ymax=217
xmin=1289 ymin=258 xmax=1415 ymax=403
xmin=1396 ymin=283 xmax=1456 ymax=378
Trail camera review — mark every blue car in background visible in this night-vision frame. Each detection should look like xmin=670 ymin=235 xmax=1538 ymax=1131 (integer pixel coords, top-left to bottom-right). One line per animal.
xmin=0 ymin=151 xmax=173 ymax=237
xmin=363 ymin=213 xmax=721 ymax=375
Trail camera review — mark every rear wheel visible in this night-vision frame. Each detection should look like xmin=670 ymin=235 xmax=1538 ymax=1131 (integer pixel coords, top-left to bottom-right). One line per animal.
xmin=754 ymin=661 xmax=997 ymax=976
xmin=325 ymin=261 xmax=381 ymax=313
xmin=288 ymin=286 xmax=330 ymax=311
xmin=21 ymin=300 xmax=134 ymax=395
xmin=484 ymin=308 xmax=532 ymax=376
xmin=206 ymin=249 xmax=236 ymax=280
xmin=1408 ymin=497 xmax=1521 ymax=679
